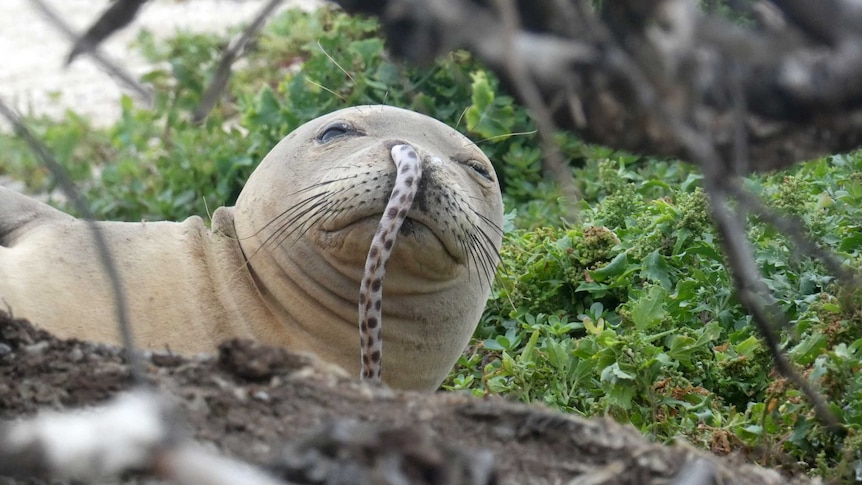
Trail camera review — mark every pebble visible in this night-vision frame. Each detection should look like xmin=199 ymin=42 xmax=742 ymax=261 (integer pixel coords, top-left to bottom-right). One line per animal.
xmin=68 ymin=346 xmax=84 ymax=361
xmin=24 ymin=341 xmax=50 ymax=355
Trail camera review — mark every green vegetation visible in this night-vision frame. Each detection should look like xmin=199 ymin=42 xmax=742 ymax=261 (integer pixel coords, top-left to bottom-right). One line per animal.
xmin=2 ymin=6 xmax=861 ymax=481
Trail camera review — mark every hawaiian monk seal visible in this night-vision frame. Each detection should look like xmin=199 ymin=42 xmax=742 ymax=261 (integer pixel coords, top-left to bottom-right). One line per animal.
xmin=0 ymin=105 xmax=504 ymax=390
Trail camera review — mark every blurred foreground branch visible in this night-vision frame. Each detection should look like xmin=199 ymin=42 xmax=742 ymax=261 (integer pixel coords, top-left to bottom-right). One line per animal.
xmin=334 ymin=0 xmax=862 ymax=173
xmin=29 ymin=0 xmax=153 ymax=105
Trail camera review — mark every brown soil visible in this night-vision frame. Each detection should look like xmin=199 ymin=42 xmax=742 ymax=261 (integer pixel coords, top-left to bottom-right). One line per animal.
xmin=0 ymin=312 xmax=817 ymax=484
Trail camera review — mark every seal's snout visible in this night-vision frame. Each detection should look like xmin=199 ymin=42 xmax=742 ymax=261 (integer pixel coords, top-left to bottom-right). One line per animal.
xmin=382 ymin=139 xmax=442 ymax=167
xmin=424 ymin=154 xmax=445 ymax=168
xmin=383 ymin=139 xmax=410 ymax=151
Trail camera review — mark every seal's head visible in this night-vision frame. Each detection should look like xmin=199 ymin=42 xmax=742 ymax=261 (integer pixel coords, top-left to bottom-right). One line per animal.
xmin=234 ymin=105 xmax=503 ymax=390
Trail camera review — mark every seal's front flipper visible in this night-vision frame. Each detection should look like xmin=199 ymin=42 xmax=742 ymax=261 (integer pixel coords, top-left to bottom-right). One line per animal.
xmin=0 ymin=186 xmax=73 ymax=247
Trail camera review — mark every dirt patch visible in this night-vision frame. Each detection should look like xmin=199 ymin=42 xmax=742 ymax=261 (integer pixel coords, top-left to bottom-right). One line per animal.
xmin=0 ymin=313 xmax=817 ymax=484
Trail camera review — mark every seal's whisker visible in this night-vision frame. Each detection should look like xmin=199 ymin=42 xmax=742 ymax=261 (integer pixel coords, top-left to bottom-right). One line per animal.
xmin=268 ymin=185 xmax=377 ymax=252
xmin=471 ymin=238 xmax=496 ymax=286
xmin=465 ymin=204 xmax=505 ymax=285
xmin=264 ymin=197 xmax=329 ymax=241
xmin=463 ymin=200 xmax=504 ymax=237
xmin=462 ymin=208 xmax=501 ymax=260
xmin=480 ymin=229 xmax=512 ymax=290
xmin=242 ymin=199 xmax=331 ymax=265
xmin=321 ymin=189 xmax=370 ymax=219
xmin=241 ymin=191 xmax=330 ymax=241
xmin=471 ymin=220 xmax=503 ymax=284
xmin=468 ymin=232 xmax=497 ymax=290
xmin=293 ymin=190 xmax=367 ymax=241
xmin=291 ymin=176 xmax=357 ymax=194
xmin=266 ymin=201 xmax=334 ymax=251
xmin=455 ymin=235 xmax=473 ymax=277
xmin=290 ymin=208 xmax=336 ymax=246
xmin=464 ymin=236 xmax=484 ymax=286
xmin=473 ymin=221 xmax=503 ymax=262
xmin=255 ymin=196 xmax=336 ymax=256
xmin=272 ymin=185 xmax=373 ymax=250
xmin=470 ymin=209 xmax=505 ymax=236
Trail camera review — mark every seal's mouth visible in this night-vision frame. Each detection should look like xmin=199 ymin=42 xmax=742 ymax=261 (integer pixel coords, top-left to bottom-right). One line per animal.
xmin=320 ymin=212 xmax=465 ymax=265
xmin=397 ymin=216 xmax=465 ymax=264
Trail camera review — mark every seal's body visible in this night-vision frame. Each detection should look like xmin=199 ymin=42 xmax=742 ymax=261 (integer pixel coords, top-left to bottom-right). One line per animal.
xmin=0 ymin=106 xmax=504 ymax=390
xmin=0 ymin=198 xmax=274 ymax=352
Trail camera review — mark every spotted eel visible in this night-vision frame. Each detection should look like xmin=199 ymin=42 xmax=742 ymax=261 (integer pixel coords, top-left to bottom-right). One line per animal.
xmin=358 ymin=144 xmax=422 ymax=382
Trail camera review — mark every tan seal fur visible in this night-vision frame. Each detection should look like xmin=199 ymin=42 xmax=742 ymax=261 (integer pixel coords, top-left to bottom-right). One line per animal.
xmin=0 ymin=105 xmax=504 ymax=390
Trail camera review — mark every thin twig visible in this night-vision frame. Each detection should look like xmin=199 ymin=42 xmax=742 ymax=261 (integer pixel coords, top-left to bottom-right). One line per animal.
xmin=492 ymin=0 xmax=581 ymax=219
xmin=0 ymin=97 xmax=146 ymax=385
xmin=729 ymin=183 xmax=861 ymax=286
xmin=66 ymin=0 xmax=149 ymax=64
xmin=192 ymin=0 xmax=284 ymax=123
xmin=596 ymin=24 xmax=843 ymax=430
xmin=703 ymin=176 xmax=843 ymax=432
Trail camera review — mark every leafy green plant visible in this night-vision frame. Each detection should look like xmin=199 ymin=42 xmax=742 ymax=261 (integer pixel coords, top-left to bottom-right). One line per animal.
xmin=446 ymin=152 xmax=862 ymax=479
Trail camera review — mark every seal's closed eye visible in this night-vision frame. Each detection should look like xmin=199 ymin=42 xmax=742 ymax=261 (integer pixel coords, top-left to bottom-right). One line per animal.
xmin=455 ymin=158 xmax=494 ymax=183
xmin=317 ymin=121 xmax=359 ymax=143
xmin=467 ymin=161 xmax=493 ymax=181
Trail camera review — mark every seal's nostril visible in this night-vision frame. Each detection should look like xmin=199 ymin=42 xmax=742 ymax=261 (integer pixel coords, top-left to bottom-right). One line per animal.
xmin=384 ymin=139 xmax=410 ymax=151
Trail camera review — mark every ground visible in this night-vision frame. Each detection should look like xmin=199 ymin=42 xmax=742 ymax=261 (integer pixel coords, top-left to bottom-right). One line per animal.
xmin=0 ymin=313 xmax=819 ymax=484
